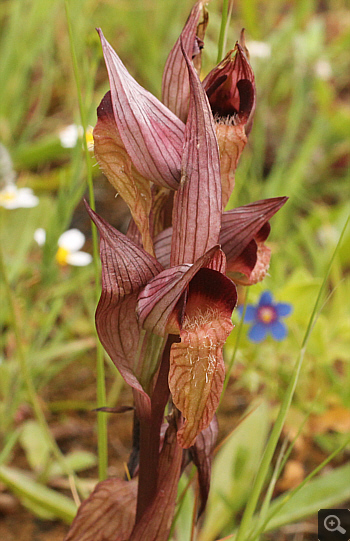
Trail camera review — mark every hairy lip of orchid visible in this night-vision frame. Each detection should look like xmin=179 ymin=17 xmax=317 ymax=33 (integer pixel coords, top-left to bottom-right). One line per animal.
xmin=167 ymin=267 xmax=237 ymax=448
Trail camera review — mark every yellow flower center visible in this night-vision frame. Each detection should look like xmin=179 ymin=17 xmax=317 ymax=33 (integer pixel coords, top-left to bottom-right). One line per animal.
xmin=0 ymin=190 xmax=16 ymax=203
xmin=258 ymin=306 xmax=276 ymax=324
xmin=86 ymin=127 xmax=94 ymax=151
xmin=56 ymin=247 xmax=70 ymax=266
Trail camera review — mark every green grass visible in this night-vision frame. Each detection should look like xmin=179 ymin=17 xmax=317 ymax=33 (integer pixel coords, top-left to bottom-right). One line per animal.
xmin=0 ymin=0 xmax=349 ymax=539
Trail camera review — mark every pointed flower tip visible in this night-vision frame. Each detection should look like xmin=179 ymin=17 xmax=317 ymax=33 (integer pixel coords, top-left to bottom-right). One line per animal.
xmin=276 ymin=195 xmax=288 ymax=205
xmin=83 ymin=199 xmax=95 ymax=221
xmin=171 ymin=33 xmax=222 ymax=265
xmin=83 ymin=200 xmax=109 ymax=239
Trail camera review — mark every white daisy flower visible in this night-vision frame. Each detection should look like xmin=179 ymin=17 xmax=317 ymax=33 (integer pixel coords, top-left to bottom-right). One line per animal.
xmin=34 ymin=228 xmax=46 ymax=246
xmin=59 ymin=124 xmax=94 ymax=150
xmin=59 ymin=124 xmax=83 ymax=148
xmin=246 ymin=41 xmax=271 ymax=59
xmin=0 ymin=184 xmax=39 ymax=209
xmin=34 ymin=228 xmax=92 ymax=266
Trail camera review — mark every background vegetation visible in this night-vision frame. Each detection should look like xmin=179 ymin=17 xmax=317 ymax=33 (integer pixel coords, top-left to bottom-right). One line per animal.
xmin=0 ymin=0 xmax=349 ymax=539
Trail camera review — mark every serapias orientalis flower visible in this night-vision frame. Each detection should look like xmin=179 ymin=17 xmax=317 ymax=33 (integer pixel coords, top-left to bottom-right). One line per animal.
xmin=88 ymin=36 xmax=287 ymax=450
xmin=65 ymin=3 xmax=287 ymax=540
xmin=34 ymin=228 xmax=92 ymax=266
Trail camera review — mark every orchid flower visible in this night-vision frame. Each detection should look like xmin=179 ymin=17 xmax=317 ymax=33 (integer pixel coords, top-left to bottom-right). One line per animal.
xmin=203 ymin=34 xmax=256 ymax=207
xmin=153 ymin=196 xmax=287 ymax=285
xmin=71 ymin=46 xmax=235 ymax=541
xmin=66 ymin=3 xmax=287 ymax=540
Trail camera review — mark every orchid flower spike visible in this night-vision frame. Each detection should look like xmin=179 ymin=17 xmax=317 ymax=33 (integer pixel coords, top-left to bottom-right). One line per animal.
xmin=65 ymin=3 xmax=288 ymax=540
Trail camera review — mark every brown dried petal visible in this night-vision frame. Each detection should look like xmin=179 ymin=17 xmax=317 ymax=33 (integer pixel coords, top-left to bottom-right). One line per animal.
xmin=94 ymin=91 xmax=154 ymax=255
xmin=64 ymin=478 xmax=137 ymax=541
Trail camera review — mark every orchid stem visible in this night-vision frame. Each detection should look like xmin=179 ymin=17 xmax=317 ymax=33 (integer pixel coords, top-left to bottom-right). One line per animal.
xmin=64 ymin=0 xmax=108 ymax=481
xmin=134 ymin=337 xmax=172 ymax=522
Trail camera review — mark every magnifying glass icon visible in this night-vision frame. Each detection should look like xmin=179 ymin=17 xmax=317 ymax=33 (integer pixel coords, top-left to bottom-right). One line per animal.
xmin=324 ymin=514 xmax=346 ymax=534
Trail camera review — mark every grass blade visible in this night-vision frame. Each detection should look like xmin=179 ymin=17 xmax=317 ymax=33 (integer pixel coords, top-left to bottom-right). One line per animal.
xmin=234 ymin=214 xmax=350 ymax=541
xmin=64 ymin=0 xmax=108 ymax=481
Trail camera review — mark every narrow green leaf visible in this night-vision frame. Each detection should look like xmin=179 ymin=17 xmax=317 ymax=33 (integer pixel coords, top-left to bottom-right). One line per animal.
xmin=220 ymin=463 xmax=350 ymax=540
xmin=19 ymin=420 xmax=51 ymax=472
xmin=263 ymin=463 xmax=350 ymax=533
xmin=199 ymin=401 xmax=270 ymax=541
xmin=48 ymin=450 xmax=97 ymax=478
xmin=0 ymin=465 xmax=77 ymax=523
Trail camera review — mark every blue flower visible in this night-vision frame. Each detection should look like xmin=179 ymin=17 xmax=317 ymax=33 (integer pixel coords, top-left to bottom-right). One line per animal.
xmin=238 ymin=291 xmax=292 ymax=343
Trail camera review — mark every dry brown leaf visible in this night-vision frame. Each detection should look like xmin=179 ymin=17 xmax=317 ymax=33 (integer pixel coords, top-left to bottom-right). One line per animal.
xmin=277 ymin=459 xmax=305 ymax=492
xmin=64 ymin=478 xmax=137 ymax=541
xmin=309 ymin=407 xmax=350 ymax=434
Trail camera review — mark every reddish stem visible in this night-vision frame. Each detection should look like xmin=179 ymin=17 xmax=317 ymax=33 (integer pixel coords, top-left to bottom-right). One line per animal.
xmin=135 ymin=336 xmax=177 ymax=522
